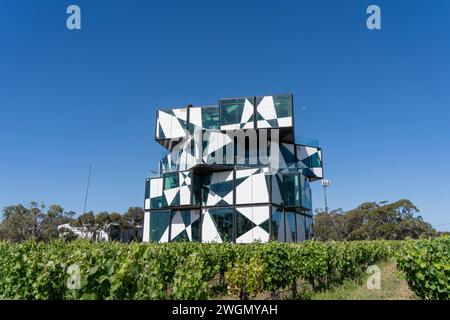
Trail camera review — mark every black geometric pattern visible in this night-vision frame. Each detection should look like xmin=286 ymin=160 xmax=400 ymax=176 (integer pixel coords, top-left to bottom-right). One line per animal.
xmin=235 ymin=206 xmax=270 ymax=243
xmin=170 ymin=210 xmax=201 ymax=242
xmin=202 ymin=171 xmax=234 ymax=206
xmin=236 ymin=211 xmax=257 ymax=238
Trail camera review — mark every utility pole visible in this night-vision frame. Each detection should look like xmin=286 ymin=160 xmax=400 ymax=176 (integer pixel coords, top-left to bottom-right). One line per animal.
xmin=322 ymin=178 xmax=330 ymax=214
xmin=82 ymin=166 xmax=92 ymax=215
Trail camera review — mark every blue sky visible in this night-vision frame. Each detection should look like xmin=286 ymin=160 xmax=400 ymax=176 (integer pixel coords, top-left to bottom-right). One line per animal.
xmin=0 ymin=0 xmax=449 ymax=231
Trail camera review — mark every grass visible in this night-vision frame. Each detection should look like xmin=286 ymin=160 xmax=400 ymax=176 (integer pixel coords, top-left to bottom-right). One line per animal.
xmin=214 ymin=259 xmax=417 ymax=300
xmin=311 ymin=259 xmax=417 ymax=300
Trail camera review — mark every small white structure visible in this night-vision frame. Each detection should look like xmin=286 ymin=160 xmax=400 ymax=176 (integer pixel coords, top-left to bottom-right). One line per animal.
xmin=58 ymin=223 xmax=143 ymax=242
xmin=57 ymin=223 xmax=109 ymax=241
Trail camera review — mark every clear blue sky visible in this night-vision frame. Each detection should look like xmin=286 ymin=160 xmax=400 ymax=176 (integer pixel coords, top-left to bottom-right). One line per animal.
xmin=1 ymin=0 xmax=449 ymax=231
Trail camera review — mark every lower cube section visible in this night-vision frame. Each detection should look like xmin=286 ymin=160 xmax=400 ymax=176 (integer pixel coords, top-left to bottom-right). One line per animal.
xmin=143 ymin=206 xmax=313 ymax=243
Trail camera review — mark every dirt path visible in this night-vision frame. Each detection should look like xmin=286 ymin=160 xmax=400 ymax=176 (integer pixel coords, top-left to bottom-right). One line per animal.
xmin=312 ymin=259 xmax=417 ymax=300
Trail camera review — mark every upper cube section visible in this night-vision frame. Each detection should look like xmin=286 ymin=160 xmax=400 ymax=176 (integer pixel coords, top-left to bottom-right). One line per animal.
xmin=154 ymin=94 xmax=294 ymax=149
xmin=219 ymin=94 xmax=294 ymax=130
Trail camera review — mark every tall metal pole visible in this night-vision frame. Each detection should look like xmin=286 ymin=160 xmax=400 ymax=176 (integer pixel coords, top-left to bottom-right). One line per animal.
xmin=82 ymin=166 xmax=92 ymax=214
xmin=322 ymin=179 xmax=330 ymax=214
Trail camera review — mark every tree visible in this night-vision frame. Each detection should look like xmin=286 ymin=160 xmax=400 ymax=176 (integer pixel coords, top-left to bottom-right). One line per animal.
xmin=42 ymin=205 xmax=75 ymax=241
xmin=95 ymin=211 xmax=111 ymax=228
xmin=0 ymin=203 xmax=145 ymax=243
xmin=110 ymin=212 xmax=126 ymax=227
xmin=314 ymin=199 xmax=436 ymax=241
xmin=70 ymin=211 xmax=97 ymax=240
xmin=0 ymin=204 xmax=36 ymax=242
xmin=0 ymin=203 xmax=75 ymax=242
xmin=313 ymin=208 xmax=346 ymax=241
xmin=123 ymin=207 xmax=144 ymax=226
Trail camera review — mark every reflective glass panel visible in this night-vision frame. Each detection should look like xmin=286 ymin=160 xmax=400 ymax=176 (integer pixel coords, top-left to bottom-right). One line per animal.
xmin=202 ymin=106 xmax=220 ymax=129
xmin=285 ymin=210 xmax=296 ymax=242
xmin=211 ymin=207 xmax=234 ymax=242
xmin=150 ymin=210 xmax=170 ymax=242
xmin=220 ymin=98 xmax=245 ymax=126
xmin=271 ymin=208 xmax=285 ymax=242
xmin=164 ymin=172 xmax=179 ymax=189
xmin=284 ymin=174 xmax=300 ymax=207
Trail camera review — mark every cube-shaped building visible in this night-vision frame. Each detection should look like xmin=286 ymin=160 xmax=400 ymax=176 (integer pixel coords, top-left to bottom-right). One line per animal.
xmin=143 ymin=94 xmax=324 ymax=243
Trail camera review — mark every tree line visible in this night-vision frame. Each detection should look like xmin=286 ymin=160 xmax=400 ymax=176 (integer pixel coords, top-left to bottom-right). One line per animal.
xmin=0 ymin=202 xmax=144 ymax=243
xmin=0 ymin=199 xmax=442 ymax=243
xmin=313 ymin=199 xmax=439 ymax=240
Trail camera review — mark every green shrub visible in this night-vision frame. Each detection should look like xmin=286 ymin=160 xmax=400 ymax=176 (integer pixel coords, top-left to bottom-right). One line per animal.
xmin=172 ymin=252 xmax=209 ymax=300
xmin=225 ymin=256 xmax=265 ymax=299
xmin=0 ymin=238 xmax=431 ymax=300
xmin=396 ymin=237 xmax=449 ymax=300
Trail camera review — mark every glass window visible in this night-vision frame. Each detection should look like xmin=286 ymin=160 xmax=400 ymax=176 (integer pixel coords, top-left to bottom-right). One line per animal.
xmin=211 ymin=207 xmax=234 ymax=242
xmin=191 ymin=211 xmax=201 ymax=242
xmin=256 ymin=94 xmax=292 ymax=123
xmin=296 ymin=214 xmax=306 ymax=241
xmin=309 ymin=151 xmax=322 ymax=168
xmin=301 ymin=176 xmax=312 ymax=209
xmin=236 ymin=209 xmax=254 ymax=239
xmin=221 ymin=142 xmax=228 ymax=166
xmin=202 ymin=171 xmax=233 ymax=206
xmin=216 ymin=180 xmax=234 ymax=203
xmin=305 ymin=215 xmax=313 ymax=240
xmin=157 ymin=108 xmax=188 ymax=139
xmin=164 ymin=172 xmax=179 ymax=189
xmin=271 ymin=208 xmax=285 ymax=242
xmin=171 ymin=229 xmax=189 ymax=242
xmin=174 ymin=210 xmax=201 ymax=242
xmin=188 ymin=138 xmax=194 ymax=158
xmin=202 ymin=137 xmax=209 ymax=161
xmin=150 ymin=196 xmax=166 ymax=209
xmin=285 ymin=211 xmax=296 ymax=242
xmin=170 ymin=210 xmax=200 ymax=242
xmin=300 ymin=150 xmax=321 ymax=168
xmin=145 ymin=180 xmax=150 ymax=199
xmin=220 ymin=98 xmax=245 ymax=126
xmin=203 ymin=173 xmax=212 ymax=186
xmin=280 ymin=143 xmax=296 ymax=168
xmin=202 ymin=106 xmax=220 ymax=130
xmin=192 ymin=173 xmax=202 ymax=206
xmin=159 ymin=156 xmax=169 ymax=173
xmin=284 ymin=174 xmax=300 ymax=207
xmin=150 ymin=210 xmax=170 ymax=242
xmin=273 ymin=94 xmax=292 ymax=118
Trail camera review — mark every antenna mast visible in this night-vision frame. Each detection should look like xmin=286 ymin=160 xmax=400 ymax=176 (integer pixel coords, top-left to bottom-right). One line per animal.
xmin=82 ymin=166 xmax=92 ymax=214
